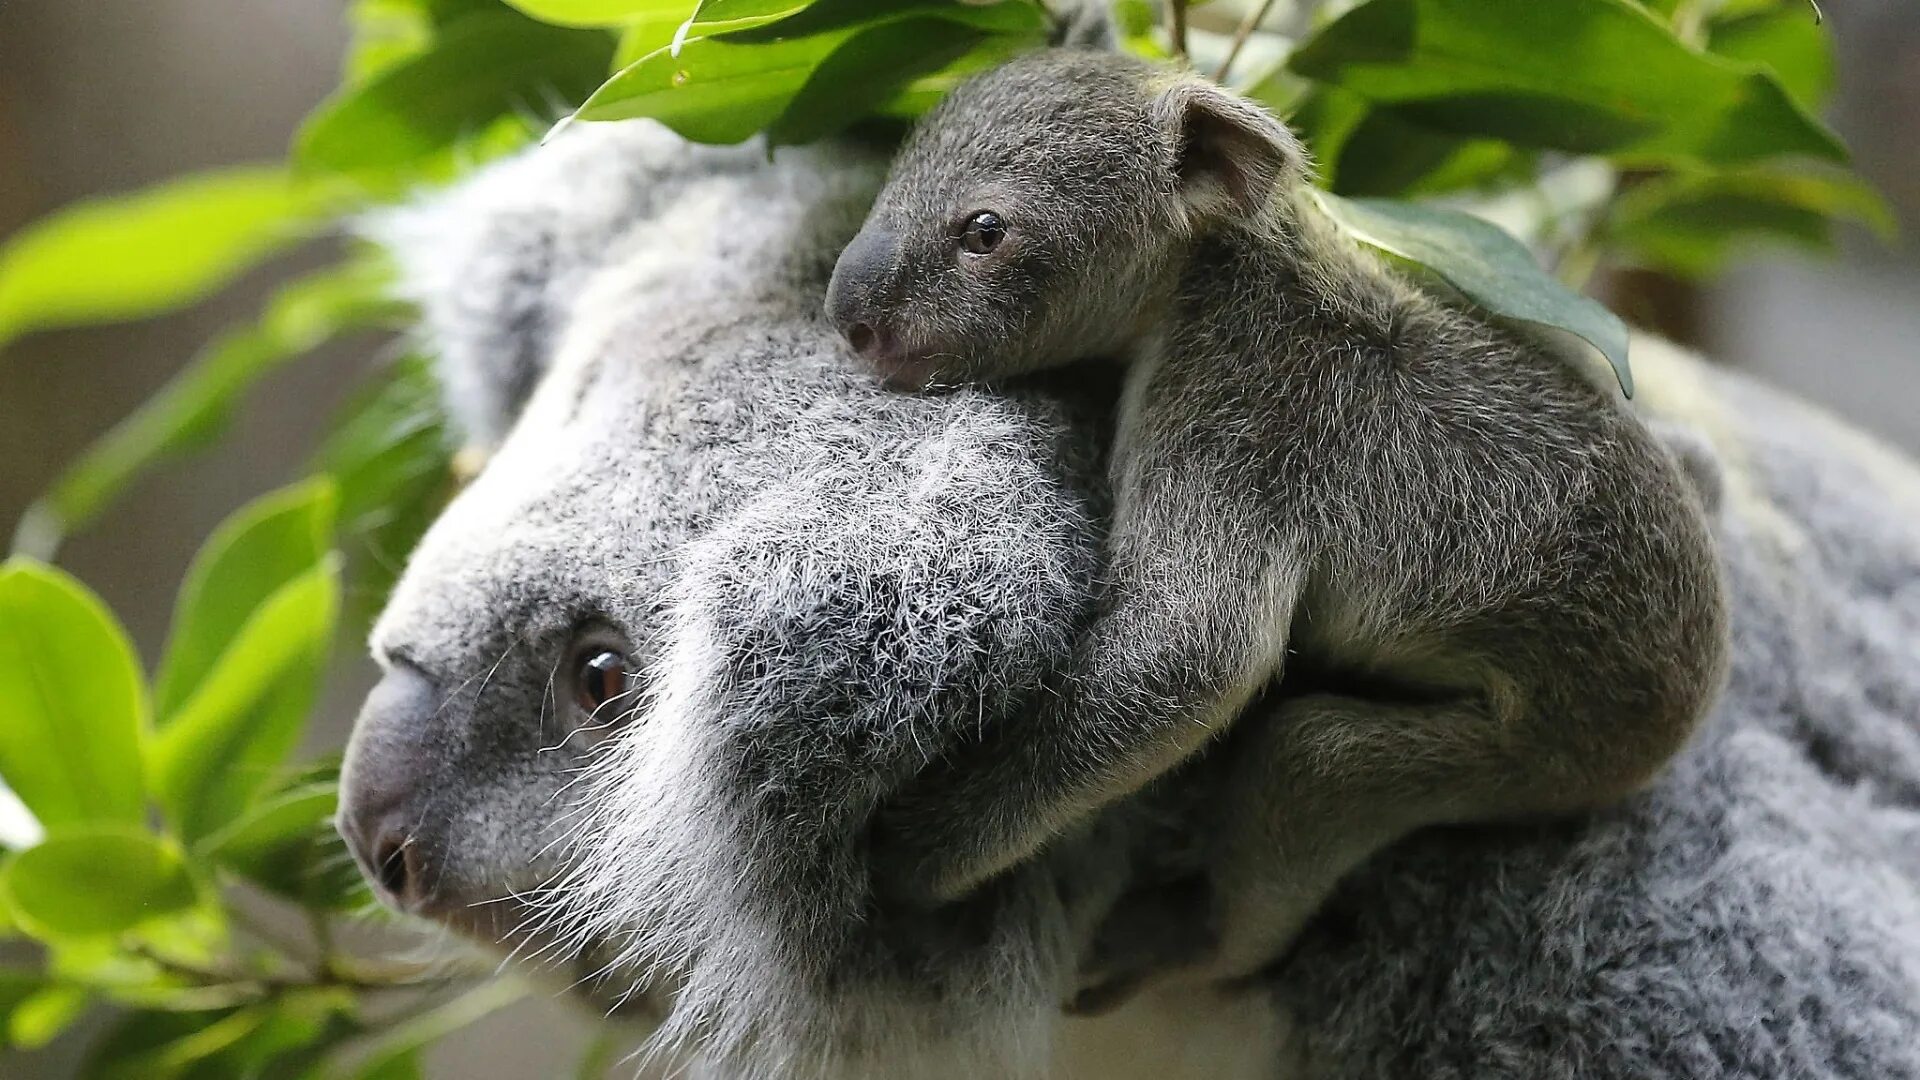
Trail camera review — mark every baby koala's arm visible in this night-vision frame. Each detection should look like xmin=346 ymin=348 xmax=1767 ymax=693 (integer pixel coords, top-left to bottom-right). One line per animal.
xmin=877 ymin=376 xmax=1310 ymax=903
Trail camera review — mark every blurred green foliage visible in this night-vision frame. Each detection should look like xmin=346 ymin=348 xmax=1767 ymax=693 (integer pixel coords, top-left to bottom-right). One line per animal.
xmin=0 ymin=0 xmax=1888 ymax=1074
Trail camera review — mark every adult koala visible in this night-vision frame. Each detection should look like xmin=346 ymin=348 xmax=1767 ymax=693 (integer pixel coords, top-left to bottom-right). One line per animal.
xmin=342 ymin=121 xmax=1920 ymax=1079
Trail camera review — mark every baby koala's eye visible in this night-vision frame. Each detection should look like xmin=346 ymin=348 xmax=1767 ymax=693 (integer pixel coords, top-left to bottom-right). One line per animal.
xmin=574 ymin=648 xmax=634 ymax=716
xmin=959 ymin=211 xmax=1006 ymax=256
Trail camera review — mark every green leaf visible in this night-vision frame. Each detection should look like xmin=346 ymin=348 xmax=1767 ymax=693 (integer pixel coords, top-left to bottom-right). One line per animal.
xmin=11 ymin=258 xmax=407 ymax=560
xmin=0 ymin=561 xmax=147 ymax=831
xmin=506 ymin=0 xmax=703 ymax=27
xmin=0 ymin=167 xmax=331 ymax=351
xmin=1313 ymin=191 xmax=1633 ymax=396
xmin=1607 ymin=167 xmax=1896 ymax=278
xmin=7 ymin=984 xmax=90 ymax=1049
xmin=153 ymin=480 xmax=337 ymax=720
xmin=577 ymin=27 xmax=855 ymax=139
xmin=311 ymin=356 xmax=454 ymax=628
xmin=296 ymin=10 xmax=616 ymax=189
xmin=721 ymin=0 xmax=1047 ymax=41
xmin=871 ymin=28 xmax=1042 ymax=118
xmin=200 ymin=779 xmax=366 ymax=911
xmin=0 ymin=969 xmax=53 ymax=1047
xmin=1290 ymin=0 xmax=1844 ymax=167
xmin=1323 ymin=106 xmax=1525 ymax=197
xmin=1709 ymin=8 xmax=1832 ymax=110
xmin=150 ymin=558 xmax=341 ymax=843
xmin=1 ymin=830 xmax=197 ymax=939
xmin=766 ymin=20 xmax=995 ymax=145
xmin=577 ymin=1 xmax=1037 ymax=141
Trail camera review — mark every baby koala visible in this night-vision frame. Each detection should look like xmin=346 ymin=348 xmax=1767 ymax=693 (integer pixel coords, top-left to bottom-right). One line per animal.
xmin=825 ymin=49 xmax=1728 ymax=986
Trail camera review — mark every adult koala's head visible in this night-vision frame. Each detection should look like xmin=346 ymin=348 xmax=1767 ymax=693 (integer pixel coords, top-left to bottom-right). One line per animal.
xmin=339 ymin=124 xmax=1136 ymax=1077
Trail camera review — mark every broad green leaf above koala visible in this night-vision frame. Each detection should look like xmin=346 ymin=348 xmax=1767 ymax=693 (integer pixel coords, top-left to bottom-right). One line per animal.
xmin=1313 ymin=192 xmax=1634 ymax=396
xmin=1290 ymin=0 xmax=1843 ymax=167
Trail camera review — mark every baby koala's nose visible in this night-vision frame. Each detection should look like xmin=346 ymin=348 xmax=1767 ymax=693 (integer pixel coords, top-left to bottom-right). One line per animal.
xmin=826 ymin=225 xmax=900 ymax=353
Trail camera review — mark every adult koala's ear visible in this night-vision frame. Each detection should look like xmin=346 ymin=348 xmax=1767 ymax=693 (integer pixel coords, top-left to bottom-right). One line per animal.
xmin=1153 ymin=79 xmax=1305 ymax=222
xmin=1049 ymin=0 xmax=1116 ymax=50
xmin=362 ymin=123 xmax=696 ymax=460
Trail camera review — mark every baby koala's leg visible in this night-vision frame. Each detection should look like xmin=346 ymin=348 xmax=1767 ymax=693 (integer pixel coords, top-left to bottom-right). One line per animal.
xmin=1206 ymin=688 xmax=1672 ymax=980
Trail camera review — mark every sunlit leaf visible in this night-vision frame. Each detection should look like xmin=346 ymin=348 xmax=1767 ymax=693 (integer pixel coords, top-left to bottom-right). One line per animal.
xmin=1 ymin=830 xmax=197 ymax=939
xmin=0 ymin=168 xmax=330 ymax=351
xmin=506 ymin=0 xmax=702 ymax=26
xmin=0 ymin=561 xmax=147 ymax=831
xmin=1314 ymin=191 xmax=1633 ymax=396
xmin=577 ymin=0 xmax=1040 ymax=141
xmin=766 ymin=20 xmax=995 ymax=145
xmin=200 ymin=779 xmax=367 ymax=911
xmin=1607 ymin=166 xmax=1896 ymax=278
xmin=150 ymin=558 xmax=341 ymax=843
xmin=1709 ymin=7 xmax=1832 ymax=110
xmin=297 ymin=10 xmax=616 ymax=189
xmin=722 ymin=0 xmax=1046 ymax=41
xmin=1291 ymin=0 xmax=1844 ymax=167
xmin=7 ymin=984 xmax=89 ymax=1049
xmin=153 ymin=480 xmax=337 ymax=721
xmin=576 ymin=27 xmax=857 ymax=139
xmin=11 ymin=258 xmax=407 ymax=560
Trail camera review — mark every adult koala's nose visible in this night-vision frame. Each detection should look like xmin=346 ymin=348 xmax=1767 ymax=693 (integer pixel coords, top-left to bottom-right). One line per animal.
xmin=338 ymin=664 xmax=450 ymax=916
xmin=826 ymin=226 xmax=905 ymax=364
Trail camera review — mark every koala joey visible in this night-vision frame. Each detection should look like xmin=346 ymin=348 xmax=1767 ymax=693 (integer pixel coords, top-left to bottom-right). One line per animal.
xmin=827 ymin=49 xmax=1730 ymax=984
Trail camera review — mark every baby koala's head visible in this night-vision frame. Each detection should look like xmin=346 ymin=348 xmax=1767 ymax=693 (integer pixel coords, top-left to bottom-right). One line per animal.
xmin=827 ymin=49 xmax=1304 ymax=389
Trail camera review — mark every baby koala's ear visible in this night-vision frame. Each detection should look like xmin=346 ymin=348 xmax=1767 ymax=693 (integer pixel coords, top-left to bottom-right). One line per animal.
xmin=1152 ymin=79 xmax=1305 ymax=222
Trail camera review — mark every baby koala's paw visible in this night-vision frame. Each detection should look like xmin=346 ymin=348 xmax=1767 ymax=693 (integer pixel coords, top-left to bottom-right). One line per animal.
xmin=1066 ymin=874 xmax=1218 ymax=1017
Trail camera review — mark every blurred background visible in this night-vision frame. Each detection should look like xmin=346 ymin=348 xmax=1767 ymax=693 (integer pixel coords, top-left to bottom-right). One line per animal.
xmin=1 ymin=0 xmax=1915 ymax=1076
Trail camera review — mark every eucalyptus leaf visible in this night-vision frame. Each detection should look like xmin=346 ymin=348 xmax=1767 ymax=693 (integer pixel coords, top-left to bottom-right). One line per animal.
xmin=10 ymin=259 xmax=406 ymax=561
xmin=0 ymin=830 xmax=197 ymax=939
xmin=1607 ymin=167 xmax=1896 ymax=278
xmin=1291 ymin=0 xmax=1844 ymax=167
xmin=577 ymin=0 xmax=1040 ymax=140
xmin=0 ymin=167 xmax=329 ymax=351
xmin=1314 ymin=191 xmax=1633 ymax=397
xmin=311 ymin=355 xmax=455 ymax=628
xmin=6 ymin=984 xmax=89 ymax=1050
xmin=1709 ymin=7 xmax=1832 ymax=110
xmin=722 ymin=0 xmax=1046 ymax=42
xmin=766 ymin=20 xmax=992 ymax=145
xmin=0 ymin=561 xmax=147 ymax=831
xmin=576 ymin=27 xmax=860 ymax=139
xmin=200 ymin=780 xmax=366 ymax=911
xmin=150 ymin=557 xmax=341 ymax=843
xmin=503 ymin=0 xmax=696 ymax=26
xmin=297 ymin=10 xmax=615 ymax=188
xmin=153 ymin=479 xmax=338 ymax=721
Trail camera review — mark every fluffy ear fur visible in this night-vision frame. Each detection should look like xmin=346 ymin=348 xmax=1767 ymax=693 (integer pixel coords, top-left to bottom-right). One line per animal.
xmin=1152 ymin=80 xmax=1304 ymax=221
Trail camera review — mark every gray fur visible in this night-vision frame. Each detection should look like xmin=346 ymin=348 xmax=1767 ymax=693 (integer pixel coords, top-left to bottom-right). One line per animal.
xmin=829 ymin=49 xmax=1730 ymax=985
xmin=344 ymin=117 xmax=1920 ymax=1079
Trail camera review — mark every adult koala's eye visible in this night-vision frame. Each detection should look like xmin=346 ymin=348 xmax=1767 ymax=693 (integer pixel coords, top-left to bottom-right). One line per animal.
xmin=574 ymin=649 xmax=634 ymax=716
xmin=959 ymin=211 xmax=1006 ymax=256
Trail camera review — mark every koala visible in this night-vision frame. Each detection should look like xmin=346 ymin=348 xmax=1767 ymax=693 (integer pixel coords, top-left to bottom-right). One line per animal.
xmin=825 ymin=49 xmax=1731 ymax=983
xmin=342 ymin=123 xmax=1174 ymax=1079
xmin=345 ymin=110 xmax=1920 ymax=1080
